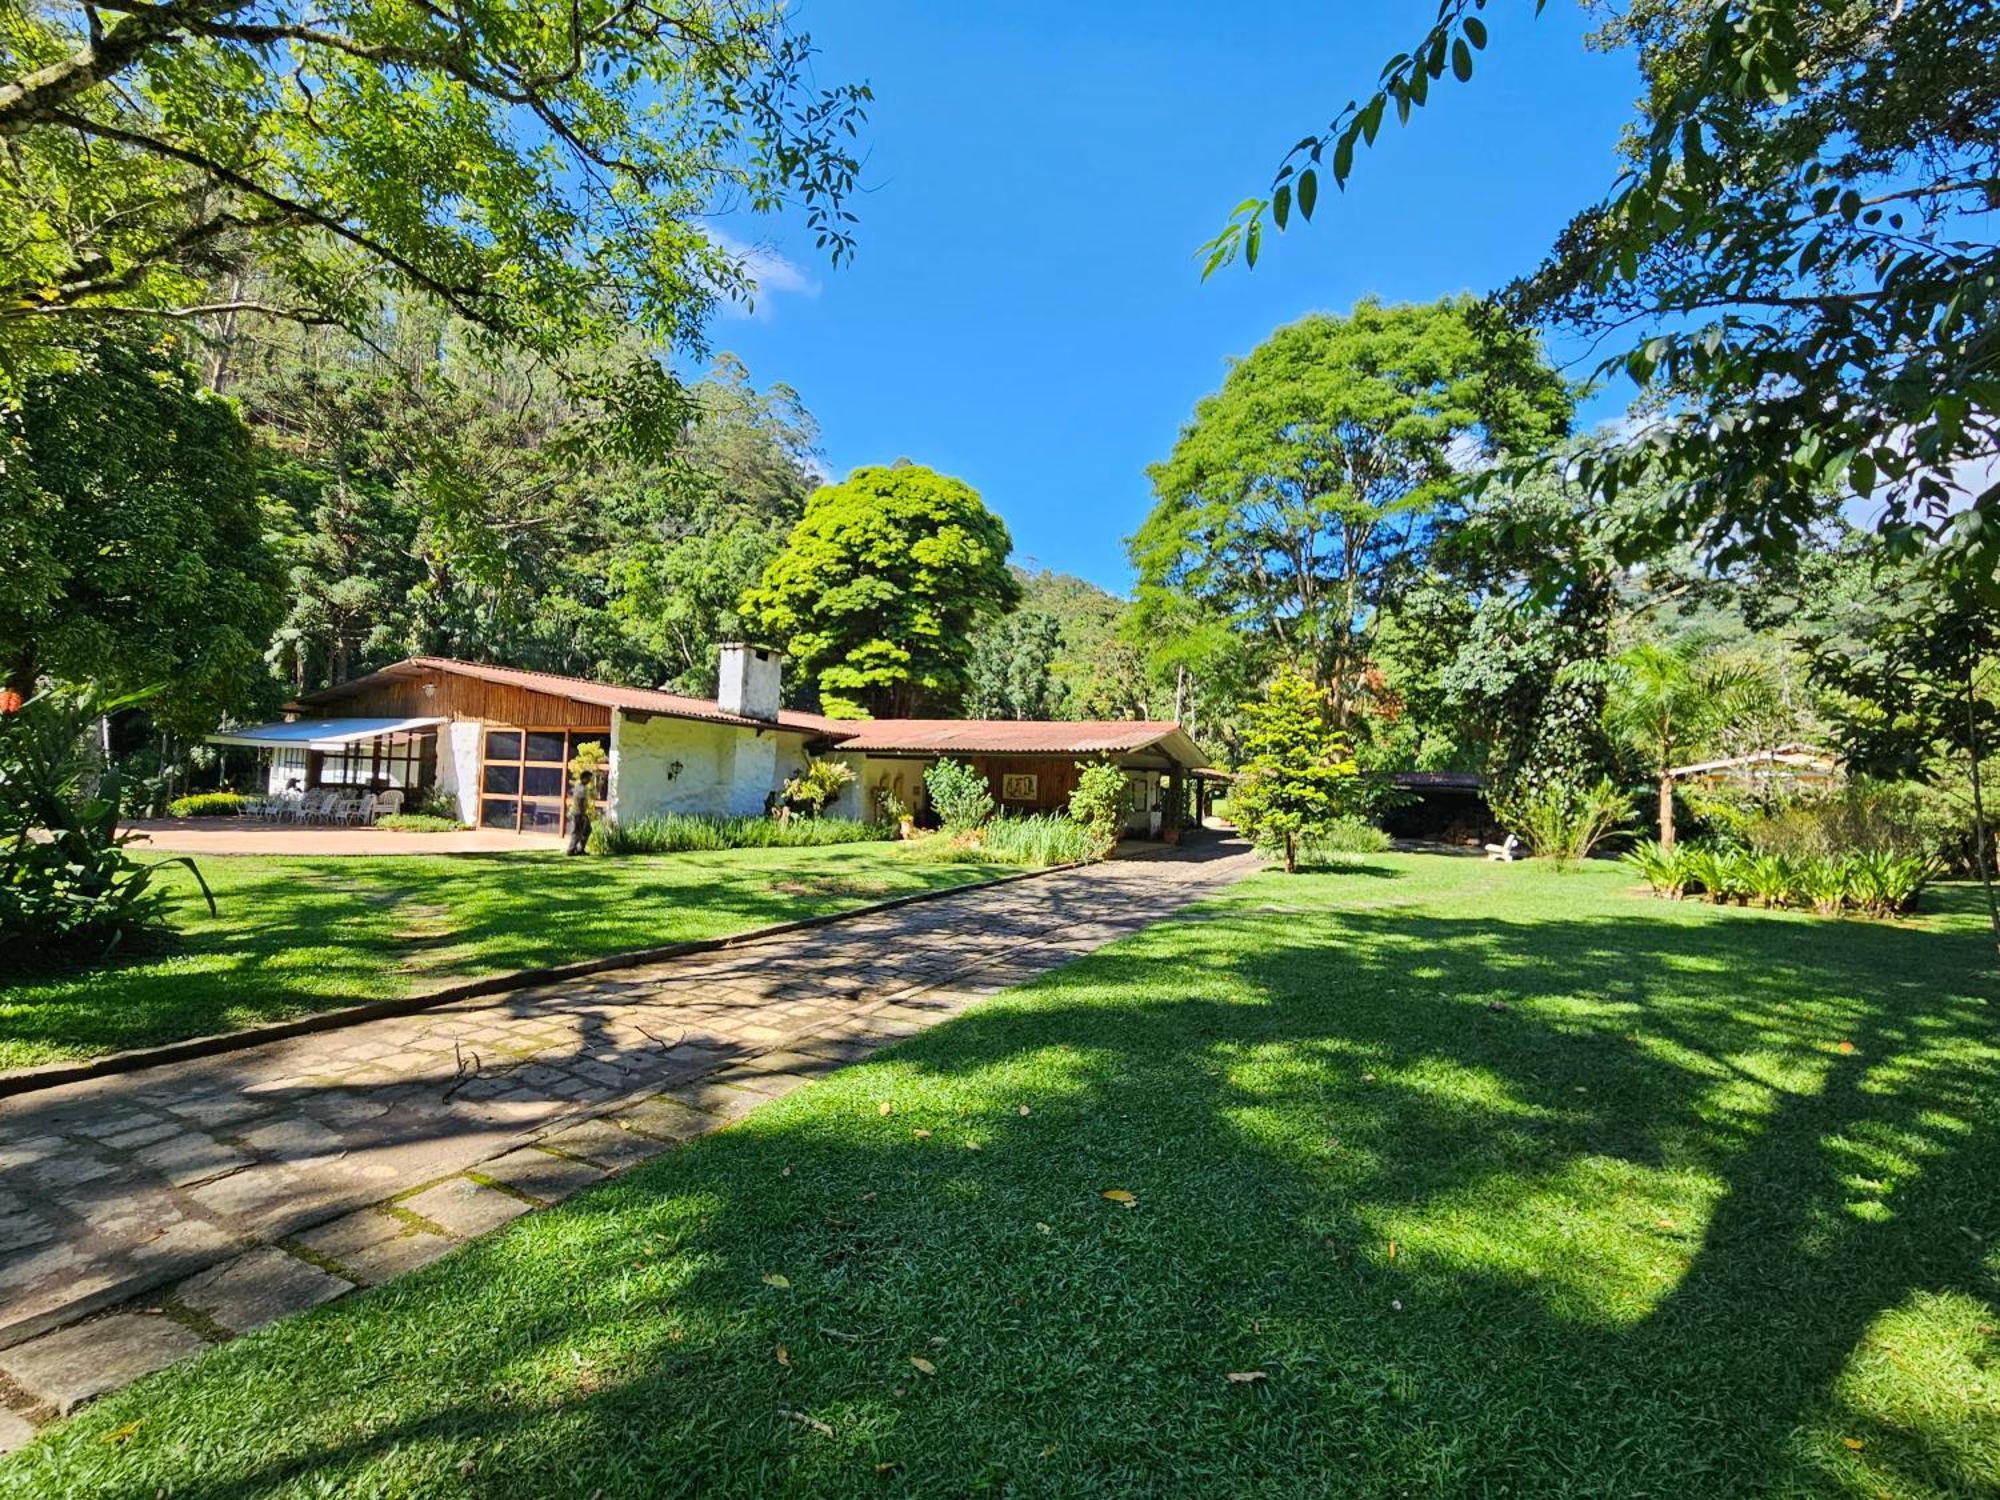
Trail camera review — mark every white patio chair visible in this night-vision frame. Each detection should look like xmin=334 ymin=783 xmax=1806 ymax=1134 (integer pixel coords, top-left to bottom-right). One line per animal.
xmin=342 ymin=794 xmax=377 ymax=826
xmin=373 ymin=789 xmax=404 ymax=820
xmin=1484 ymin=833 xmax=1522 ymax=862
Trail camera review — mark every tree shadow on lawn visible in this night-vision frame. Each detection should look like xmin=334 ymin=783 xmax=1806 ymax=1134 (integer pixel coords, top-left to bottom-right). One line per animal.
xmin=18 ymin=893 xmax=1999 ymax=1498
xmin=0 ymin=850 xmax=1000 ymax=1062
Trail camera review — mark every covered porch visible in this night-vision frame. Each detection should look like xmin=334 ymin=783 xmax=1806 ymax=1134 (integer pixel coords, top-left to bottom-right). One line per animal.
xmin=206 ymin=716 xmax=447 ymax=825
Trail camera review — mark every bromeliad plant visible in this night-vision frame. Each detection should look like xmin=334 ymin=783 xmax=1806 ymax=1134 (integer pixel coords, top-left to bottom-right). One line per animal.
xmin=1 ymin=688 xmax=215 ymax=963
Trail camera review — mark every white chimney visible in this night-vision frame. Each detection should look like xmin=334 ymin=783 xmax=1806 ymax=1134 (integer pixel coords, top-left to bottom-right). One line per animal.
xmin=717 ymin=643 xmax=782 ymax=722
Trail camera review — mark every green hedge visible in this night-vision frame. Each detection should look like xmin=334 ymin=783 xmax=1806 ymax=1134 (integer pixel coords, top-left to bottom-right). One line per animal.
xmin=167 ymin=792 xmax=247 ymax=819
xmin=373 ymin=814 xmax=467 ymax=833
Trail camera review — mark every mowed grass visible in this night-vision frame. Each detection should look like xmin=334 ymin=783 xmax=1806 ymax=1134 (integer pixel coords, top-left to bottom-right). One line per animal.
xmin=8 ymin=855 xmax=1998 ymax=1497
xmin=0 ymin=846 xmax=1008 ymax=1068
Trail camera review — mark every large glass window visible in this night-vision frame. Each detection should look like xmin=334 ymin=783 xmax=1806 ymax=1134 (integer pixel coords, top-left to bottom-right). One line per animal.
xmin=312 ymin=732 xmax=435 ymax=790
xmin=476 ymin=727 xmax=608 ymax=834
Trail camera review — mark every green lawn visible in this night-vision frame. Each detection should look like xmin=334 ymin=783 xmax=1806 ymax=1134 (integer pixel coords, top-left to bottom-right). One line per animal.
xmin=0 ymin=846 xmax=1008 ymax=1069
xmin=8 ymin=855 xmax=1997 ymax=1497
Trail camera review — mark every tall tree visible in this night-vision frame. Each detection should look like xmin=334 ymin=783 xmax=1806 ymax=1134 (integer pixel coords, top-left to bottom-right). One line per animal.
xmin=1785 ymin=542 xmax=2000 ymax=948
xmin=740 ymin=465 xmax=1022 ymax=718
xmin=1205 ymin=0 xmax=1999 ymax=595
xmin=1132 ymin=298 xmax=1570 ymax=733
xmin=0 ymin=337 xmax=282 ymax=732
xmin=0 ymin=0 xmax=869 ymax=411
xmin=1230 ymin=664 xmax=1360 ymax=874
xmin=1389 ymin=463 xmax=1621 ymax=807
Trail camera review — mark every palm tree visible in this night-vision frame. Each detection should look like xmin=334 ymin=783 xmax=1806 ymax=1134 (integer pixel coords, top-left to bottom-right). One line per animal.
xmin=1605 ymin=640 xmax=1753 ymax=849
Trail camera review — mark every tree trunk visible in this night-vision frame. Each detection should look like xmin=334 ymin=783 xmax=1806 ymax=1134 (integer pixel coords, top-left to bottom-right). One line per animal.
xmin=1658 ymin=773 xmax=1676 ymax=851
xmin=1284 ymin=831 xmax=1297 ymax=875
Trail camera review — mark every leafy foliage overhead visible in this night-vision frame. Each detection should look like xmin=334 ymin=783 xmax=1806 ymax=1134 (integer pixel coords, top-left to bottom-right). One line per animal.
xmin=241 ymin=329 xmax=816 ymax=699
xmin=741 ymin=464 xmax=1023 ymax=719
xmin=1206 ymin=0 xmax=2000 ymax=593
xmin=0 ymin=0 xmax=870 ymax=398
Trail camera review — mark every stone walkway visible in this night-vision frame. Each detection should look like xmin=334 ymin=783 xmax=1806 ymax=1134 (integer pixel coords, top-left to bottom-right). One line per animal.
xmin=0 ymin=841 xmax=1257 ymax=1450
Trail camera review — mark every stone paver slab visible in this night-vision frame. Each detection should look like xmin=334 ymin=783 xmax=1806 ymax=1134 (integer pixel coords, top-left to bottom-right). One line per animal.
xmin=400 ymin=1178 xmax=531 ymax=1238
xmin=292 ymin=1210 xmax=452 ymax=1285
xmin=538 ymin=1118 xmax=670 ymax=1171
xmin=477 ymin=1148 xmax=606 ymax=1205
xmin=0 ymin=1405 xmax=37 ymax=1457
xmin=175 ymin=1247 xmax=353 ymax=1334
xmin=0 ymin=1314 xmax=208 ymax=1415
xmin=615 ymin=1095 xmax=714 ymax=1142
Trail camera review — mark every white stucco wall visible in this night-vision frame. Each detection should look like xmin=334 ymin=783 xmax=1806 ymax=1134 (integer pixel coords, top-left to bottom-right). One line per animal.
xmin=610 ymin=711 xmax=819 ymax=821
xmin=433 ymin=721 xmax=482 ymax=823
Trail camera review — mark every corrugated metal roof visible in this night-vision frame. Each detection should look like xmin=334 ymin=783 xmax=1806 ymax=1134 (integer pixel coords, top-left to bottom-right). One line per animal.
xmin=297 ymin=658 xmax=846 ymax=735
xmin=295 ymin=658 xmax=1207 ymax=765
xmin=828 ymin=719 xmax=1205 ymax=764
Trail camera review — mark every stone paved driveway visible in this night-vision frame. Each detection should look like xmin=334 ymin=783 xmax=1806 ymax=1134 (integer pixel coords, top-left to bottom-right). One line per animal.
xmin=0 ymin=841 xmax=1257 ymax=1448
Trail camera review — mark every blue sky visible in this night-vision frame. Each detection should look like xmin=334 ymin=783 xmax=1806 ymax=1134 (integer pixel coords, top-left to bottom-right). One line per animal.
xmin=706 ymin=2 xmax=1643 ymax=592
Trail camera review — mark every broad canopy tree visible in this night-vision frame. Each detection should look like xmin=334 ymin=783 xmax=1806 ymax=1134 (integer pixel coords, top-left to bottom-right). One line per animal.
xmin=1132 ymin=298 xmax=1570 ymax=735
xmin=740 ymin=464 xmax=1023 ymax=719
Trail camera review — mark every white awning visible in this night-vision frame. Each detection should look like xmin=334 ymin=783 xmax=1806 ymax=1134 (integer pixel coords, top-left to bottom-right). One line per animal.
xmin=206 ymin=717 xmax=446 ymax=750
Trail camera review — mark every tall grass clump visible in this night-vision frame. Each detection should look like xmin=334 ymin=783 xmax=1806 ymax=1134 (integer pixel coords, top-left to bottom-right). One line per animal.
xmin=593 ymin=813 xmax=891 ymax=856
xmin=1506 ymin=777 xmax=1634 ymax=869
xmin=975 ymin=813 xmax=1095 ymax=868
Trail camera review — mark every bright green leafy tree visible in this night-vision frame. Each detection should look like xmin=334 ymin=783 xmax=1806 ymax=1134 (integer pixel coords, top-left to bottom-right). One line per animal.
xmin=1230 ymin=664 xmax=1360 ymax=873
xmin=1 ymin=337 xmax=282 ymax=733
xmin=741 ymin=465 xmax=1023 ymax=718
xmin=0 ymin=0 xmax=869 ymax=405
xmin=1133 ymin=299 xmax=1570 ymax=733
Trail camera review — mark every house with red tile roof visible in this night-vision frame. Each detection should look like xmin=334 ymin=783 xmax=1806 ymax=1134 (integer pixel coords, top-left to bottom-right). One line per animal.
xmin=212 ymin=646 xmax=1210 ymax=839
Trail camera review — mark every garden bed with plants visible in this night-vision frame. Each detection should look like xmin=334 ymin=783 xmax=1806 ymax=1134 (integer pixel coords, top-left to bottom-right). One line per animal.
xmin=1627 ymin=842 xmax=1937 ymax=917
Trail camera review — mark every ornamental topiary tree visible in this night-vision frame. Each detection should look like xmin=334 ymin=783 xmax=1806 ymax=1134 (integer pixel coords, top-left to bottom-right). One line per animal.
xmin=1230 ymin=665 xmax=1360 ymax=873
xmin=739 ymin=465 xmax=1023 ymax=718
